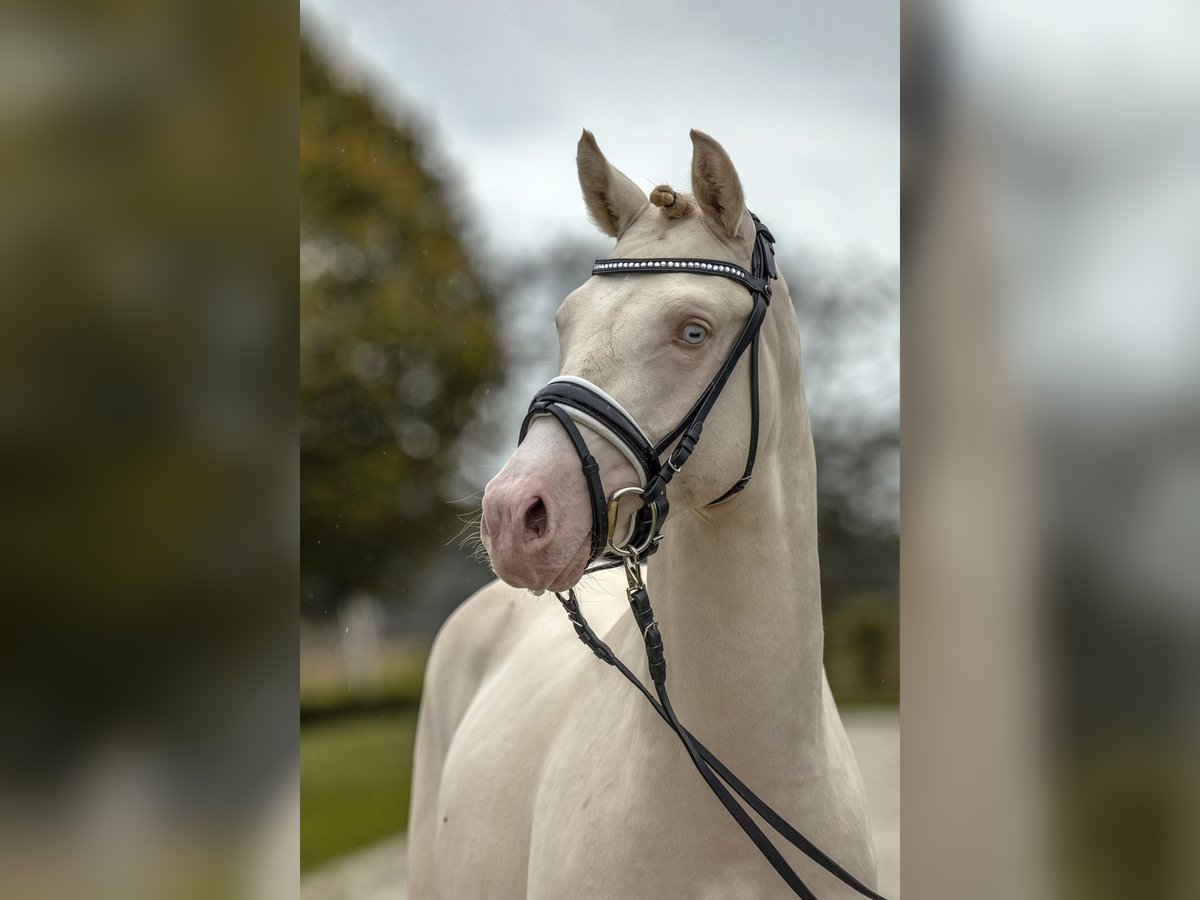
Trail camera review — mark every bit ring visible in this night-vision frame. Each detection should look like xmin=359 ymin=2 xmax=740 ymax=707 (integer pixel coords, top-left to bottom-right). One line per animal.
xmin=605 ymin=486 xmax=658 ymax=558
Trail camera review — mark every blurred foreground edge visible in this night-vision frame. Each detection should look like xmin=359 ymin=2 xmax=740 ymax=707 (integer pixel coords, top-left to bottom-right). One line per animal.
xmin=903 ymin=2 xmax=1200 ymax=899
xmin=1 ymin=3 xmax=299 ymax=899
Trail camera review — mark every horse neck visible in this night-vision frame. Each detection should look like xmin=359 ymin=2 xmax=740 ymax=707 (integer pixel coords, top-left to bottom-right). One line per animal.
xmin=642 ymin=289 xmax=828 ymax=759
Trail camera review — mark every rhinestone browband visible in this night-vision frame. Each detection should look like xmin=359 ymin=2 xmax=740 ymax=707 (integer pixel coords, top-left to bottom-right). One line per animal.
xmin=591 ymin=257 xmax=769 ymax=297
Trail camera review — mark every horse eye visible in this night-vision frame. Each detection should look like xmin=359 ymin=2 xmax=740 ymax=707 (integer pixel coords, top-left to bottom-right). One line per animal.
xmin=680 ymin=323 xmax=709 ymax=345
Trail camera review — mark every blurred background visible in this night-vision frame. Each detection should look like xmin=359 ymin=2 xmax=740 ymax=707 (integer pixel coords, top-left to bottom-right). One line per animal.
xmin=1 ymin=3 xmax=298 ymax=899
xmin=8 ymin=2 xmax=1193 ymax=899
xmin=904 ymin=2 xmax=1200 ymax=898
xmin=299 ymin=0 xmax=899 ymax=892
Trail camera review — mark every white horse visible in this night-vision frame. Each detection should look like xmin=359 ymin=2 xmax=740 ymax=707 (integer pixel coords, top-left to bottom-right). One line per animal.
xmin=408 ymin=130 xmax=877 ymax=898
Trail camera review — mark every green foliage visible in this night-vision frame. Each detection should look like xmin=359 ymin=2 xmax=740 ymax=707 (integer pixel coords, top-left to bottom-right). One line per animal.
xmin=824 ymin=593 xmax=900 ymax=705
xmin=301 ymin=710 xmax=417 ymax=872
xmin=300 ymin=38 xmax=501 ymax=614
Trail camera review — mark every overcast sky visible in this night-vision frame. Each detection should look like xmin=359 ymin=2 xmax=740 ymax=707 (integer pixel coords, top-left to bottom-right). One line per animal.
xmin=302 ymin=0 xmax=899 ymax=263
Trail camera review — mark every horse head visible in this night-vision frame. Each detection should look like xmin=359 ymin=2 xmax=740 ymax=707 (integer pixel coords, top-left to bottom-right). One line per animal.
xmin=481 ymin=129 xmax=784 ymax=592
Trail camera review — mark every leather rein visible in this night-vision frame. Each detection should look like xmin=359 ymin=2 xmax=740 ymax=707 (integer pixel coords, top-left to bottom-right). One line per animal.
xmin=517 ymin=214 xmax=886 ymax=900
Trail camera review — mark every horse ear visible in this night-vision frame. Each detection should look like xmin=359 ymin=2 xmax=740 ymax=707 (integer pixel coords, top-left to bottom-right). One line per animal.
xmin=689 ymin=129 xmax=746 ymax=240
xmin=577 ymin=130 xmax=647 ymax=238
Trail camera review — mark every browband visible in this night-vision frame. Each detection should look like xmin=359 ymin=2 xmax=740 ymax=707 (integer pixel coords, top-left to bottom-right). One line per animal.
xmin=591 ymin=257 xmax=771 ymax=298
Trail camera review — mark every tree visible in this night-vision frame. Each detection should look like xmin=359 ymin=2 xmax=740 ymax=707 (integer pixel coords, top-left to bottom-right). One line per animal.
xmin=300 ymin=36 xmax=501 ymax=616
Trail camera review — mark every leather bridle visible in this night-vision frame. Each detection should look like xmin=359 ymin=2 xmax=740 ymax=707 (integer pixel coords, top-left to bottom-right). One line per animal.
xmin=516 ymin=214 xmax=887 ymax=900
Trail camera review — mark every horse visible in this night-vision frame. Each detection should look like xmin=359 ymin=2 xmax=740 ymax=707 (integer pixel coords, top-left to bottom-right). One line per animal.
xmin=407 ymin=129 xmax=878 ymax=898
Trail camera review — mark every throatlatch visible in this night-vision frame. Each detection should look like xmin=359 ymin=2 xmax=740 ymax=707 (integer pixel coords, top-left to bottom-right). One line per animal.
xmin=518 ymin=214 xmax=887 ymax=900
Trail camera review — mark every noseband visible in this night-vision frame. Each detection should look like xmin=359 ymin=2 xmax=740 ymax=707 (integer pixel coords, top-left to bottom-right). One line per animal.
xmin=514 ymin=214 xmax=886 ymax=900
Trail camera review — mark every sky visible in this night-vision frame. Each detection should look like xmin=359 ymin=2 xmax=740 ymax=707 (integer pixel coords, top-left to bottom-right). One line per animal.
xmin=301 ymin=0 xmax=899 ymax=263
xmin=302 ymin=0 xmax=901 ymax=525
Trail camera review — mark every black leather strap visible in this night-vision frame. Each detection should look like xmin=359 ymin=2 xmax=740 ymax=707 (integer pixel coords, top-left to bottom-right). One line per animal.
xmin=706 ymin=329 xmax=762 ymax=505
xmin=555 ymin=588 xmax=887 ymax=900
xmin=636 ymin=215 xmax=775 ymax=509
xmin=524 ymin=405 xmax=607 ymax=561
xmin=642 ymin=293 xmax=769 ymax=509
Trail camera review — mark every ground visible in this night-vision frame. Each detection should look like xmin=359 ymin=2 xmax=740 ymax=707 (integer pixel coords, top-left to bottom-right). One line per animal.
xmin=301 ymin=706 xmax=900 ymax=900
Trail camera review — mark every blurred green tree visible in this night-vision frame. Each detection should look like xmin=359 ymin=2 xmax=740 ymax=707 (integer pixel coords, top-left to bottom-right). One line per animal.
xmin=301 ymin=37 xmax=501 ymax=616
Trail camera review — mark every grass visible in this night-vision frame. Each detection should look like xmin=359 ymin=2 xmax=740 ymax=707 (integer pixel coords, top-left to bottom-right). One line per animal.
xmin=300 ymin=708 xmax=418 ymax=873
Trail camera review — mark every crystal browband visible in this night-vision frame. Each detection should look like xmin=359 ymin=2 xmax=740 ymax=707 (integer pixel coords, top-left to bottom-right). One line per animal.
xmin=591 ymin=257 xmax=770 ymax=298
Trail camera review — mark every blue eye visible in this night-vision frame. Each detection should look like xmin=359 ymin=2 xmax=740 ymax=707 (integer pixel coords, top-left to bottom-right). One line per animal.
xmin=680 ymin=323 xmax=709 ymax=345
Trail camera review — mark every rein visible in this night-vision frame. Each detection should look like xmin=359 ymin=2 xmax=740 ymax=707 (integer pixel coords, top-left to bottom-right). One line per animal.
xmin=518 ymin=215 xmax=886 ymax=900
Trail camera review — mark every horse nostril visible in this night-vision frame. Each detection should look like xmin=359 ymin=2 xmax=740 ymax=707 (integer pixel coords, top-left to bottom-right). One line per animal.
xmin=523 ymin=497 xmax=549 ymax=544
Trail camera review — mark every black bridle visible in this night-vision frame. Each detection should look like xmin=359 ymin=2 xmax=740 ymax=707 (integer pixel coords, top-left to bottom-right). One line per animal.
xmin=517 ymin=214 xmax=886 ymax=900
xmin=520 ymin=215 xmax=776 ymax=568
